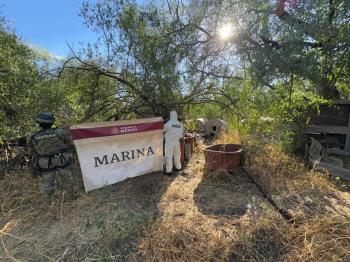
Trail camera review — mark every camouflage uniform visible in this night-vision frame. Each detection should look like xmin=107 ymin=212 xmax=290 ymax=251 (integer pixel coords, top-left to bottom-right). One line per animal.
xmin=27 ymin=128 xmax=75 ymax=199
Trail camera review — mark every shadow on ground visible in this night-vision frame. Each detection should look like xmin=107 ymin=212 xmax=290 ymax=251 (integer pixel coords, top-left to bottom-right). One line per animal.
xmin=229 ymin=225 xmax=288 ymax=262
xmin=193 ymin=169 xmax=263 ymax=218
xmin=0 ymin=171 xmax=175 ymax=261
xmin=190 ymin=166 xmax=290 ymax=261
xmin=247 ymin=166 xmax=350 ymax=221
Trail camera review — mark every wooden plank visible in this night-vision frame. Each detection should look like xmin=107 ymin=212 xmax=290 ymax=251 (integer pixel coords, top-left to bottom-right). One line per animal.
xmin=328 ymin=148 xmax=350 ymax=156
xmin=306 ymin=125 xmax=350 ymax=134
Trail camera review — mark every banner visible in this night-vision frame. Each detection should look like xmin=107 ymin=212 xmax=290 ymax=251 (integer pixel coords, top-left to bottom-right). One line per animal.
xmin=70 ymin=117 xmax=164 ymax=192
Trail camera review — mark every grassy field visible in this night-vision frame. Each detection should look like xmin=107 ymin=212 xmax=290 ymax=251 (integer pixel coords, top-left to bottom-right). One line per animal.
xmin=1 ymin=134 xmax=350 ymax=261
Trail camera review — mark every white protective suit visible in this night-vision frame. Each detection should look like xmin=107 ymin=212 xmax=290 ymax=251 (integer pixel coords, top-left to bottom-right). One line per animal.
xmin=164 ymin=111 xmax=184 ymax=173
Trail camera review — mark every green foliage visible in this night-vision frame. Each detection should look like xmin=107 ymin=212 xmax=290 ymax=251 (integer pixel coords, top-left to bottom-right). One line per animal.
xmin=0 ymin=19 xmax=98 ymax=142
xmin=189 ymin=76 xmax=325 ymax=149
xmin=57 ymin=67 xmax=127 ymax=123
xmin=0 ymin=16 xmax=131 ymax=142
xmin=262 ymin=81 xmax=326 ymax=149
xmin=80 ymin=0 xmax=187 ymax=118
xmin=0 ymin=23 xmax=68 ymax=142
xmin=183 ymin=120 xmax=197 ymax=133
xmin=1 ymin=0 xmax=350 ymax=151
xmin=168 ymin=0 xmax=350 ymax=99
xmin=0 ymin=28 xmax=36 ymax=141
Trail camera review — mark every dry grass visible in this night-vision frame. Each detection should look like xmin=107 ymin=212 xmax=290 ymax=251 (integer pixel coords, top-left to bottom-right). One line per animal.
xmin=1 ymin=133 xmax=350 ymax=261
xmin=245 ymin=141 xmax=350 ymax=220
xmin=138 ymin=156 xmax=284 ymax=262
xmin=0 ymin=170 xmax=169 ymax=261
xmin=213 ymin=131 xmax=242 ymax=145
xmin=235 ymin=136 xmax=350 ymax=261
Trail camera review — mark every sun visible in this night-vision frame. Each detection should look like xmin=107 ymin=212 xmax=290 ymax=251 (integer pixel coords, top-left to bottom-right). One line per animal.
xmin=218 ymin=23 xmax=234 ymax=40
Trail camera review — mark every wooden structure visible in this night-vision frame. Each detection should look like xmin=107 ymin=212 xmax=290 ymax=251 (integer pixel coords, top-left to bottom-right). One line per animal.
xmin=197 ymin=118 xmax=227 ymax=138
xmin=306 ymin=102 xmax=350 ymax=154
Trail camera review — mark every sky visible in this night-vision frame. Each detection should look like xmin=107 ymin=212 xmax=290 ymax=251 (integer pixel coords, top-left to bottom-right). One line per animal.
xmin=0 ymin=0 xmax=99 ymax=58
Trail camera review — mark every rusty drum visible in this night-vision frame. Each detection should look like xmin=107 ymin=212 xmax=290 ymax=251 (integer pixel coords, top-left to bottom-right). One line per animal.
xmin=203 ymin=144 xmax=243 ymax=171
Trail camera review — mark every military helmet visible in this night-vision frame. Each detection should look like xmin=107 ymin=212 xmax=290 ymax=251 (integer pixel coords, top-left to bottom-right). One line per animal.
xmin=35 ymin=112 xmax=55 ymax=124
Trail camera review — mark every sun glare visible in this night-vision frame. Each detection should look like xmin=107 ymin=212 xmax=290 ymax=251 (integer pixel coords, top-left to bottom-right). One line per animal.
xmin=218 ymin=23 xmax=233 ymax=40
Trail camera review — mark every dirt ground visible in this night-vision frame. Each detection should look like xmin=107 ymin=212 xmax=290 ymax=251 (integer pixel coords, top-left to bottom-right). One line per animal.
xmin=1 ymin=151 xmax=350 ymax=261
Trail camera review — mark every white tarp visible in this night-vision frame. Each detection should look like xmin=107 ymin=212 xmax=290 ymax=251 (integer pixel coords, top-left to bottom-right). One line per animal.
xmin=70 ymin=117 xmax=164 ymax=192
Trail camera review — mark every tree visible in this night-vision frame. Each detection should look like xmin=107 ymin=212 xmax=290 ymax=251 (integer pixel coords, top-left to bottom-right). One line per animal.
xmin=164 ymin=0 xmax=350 ymax=99
xmin=0 ymin=21 xmax=41 ymax=142
xmin=57 ymin=61 xmax=129 ymax=122
xmin=60 ymin=0 xmax=220 ymax=119
xmin=74 ymin=0 xmax=349 ymax=125
xmin=0 ymin=18 xmax=69 ymax=142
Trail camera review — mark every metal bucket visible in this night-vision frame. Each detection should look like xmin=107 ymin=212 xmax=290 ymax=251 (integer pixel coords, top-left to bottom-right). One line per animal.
xmin=185 ymin=143 xmax=192 ymax=160
xmin=203 ymin=144 xmax=243 ymax=171
xmin=184 ymin=136 xmax=195 ymax=154
xmin=180 ymin=139 xmax=185 ymax=163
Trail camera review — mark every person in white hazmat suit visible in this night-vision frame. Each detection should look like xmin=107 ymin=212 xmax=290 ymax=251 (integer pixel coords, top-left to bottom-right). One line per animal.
xmin=164 ymin=111 xmax=184 ymax=175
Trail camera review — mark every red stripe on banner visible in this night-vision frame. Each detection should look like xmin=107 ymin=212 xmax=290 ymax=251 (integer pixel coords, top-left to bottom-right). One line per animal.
xmin=70 ymin=121 xmax=164 ymax=140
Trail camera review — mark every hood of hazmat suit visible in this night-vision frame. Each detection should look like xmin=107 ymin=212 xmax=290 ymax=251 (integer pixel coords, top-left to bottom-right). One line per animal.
xmin=170 ymin=111 xmax=178 ymax=121
xmin=164 ymin=111 xmax=183 ymax=142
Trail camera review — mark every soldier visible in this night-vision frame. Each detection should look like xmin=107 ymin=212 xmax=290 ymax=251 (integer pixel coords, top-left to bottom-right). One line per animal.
xmin=27 ymin=112 xmax=75 ymax=200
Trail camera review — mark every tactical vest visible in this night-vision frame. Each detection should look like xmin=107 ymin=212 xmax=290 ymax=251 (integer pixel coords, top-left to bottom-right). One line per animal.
xmin=31 ymin=129 xmax=72 ymax=172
